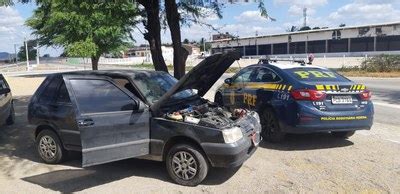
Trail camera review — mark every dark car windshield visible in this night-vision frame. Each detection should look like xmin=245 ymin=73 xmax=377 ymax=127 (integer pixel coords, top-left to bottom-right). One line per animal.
xmin=131 ymin=71 xmax=196 ymax=103
xmin=284 ymin=68 xmax=350 ymax=82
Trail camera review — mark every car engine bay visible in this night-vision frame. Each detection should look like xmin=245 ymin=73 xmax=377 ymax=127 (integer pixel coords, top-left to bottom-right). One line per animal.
xmin=164 ymin=101 xmax=248 ymax=128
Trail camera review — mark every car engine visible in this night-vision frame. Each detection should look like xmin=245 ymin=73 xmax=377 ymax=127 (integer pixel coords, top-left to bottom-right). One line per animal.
xmin=165 ymin=102 xmax=247 ymax=128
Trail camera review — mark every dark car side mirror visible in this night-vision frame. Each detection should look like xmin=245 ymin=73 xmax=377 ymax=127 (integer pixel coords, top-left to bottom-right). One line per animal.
xmin=0 ymin=88 xmax=10 ymax=95
xmin=224 ymin=78 xmax=233 ymax=85
xmin=137 ymin=101 xmax=146 ymax=113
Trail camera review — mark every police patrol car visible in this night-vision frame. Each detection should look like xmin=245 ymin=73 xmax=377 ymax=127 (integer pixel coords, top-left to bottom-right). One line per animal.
xmin=215 ymin=59 xmax=374 ymax=142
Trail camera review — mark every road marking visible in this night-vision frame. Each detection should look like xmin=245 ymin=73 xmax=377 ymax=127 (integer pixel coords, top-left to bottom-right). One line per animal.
xmin=373 ymin=101 xmax=400 ymax=109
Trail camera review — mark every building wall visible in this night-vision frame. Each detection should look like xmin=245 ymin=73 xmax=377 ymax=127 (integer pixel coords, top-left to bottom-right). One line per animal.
xmin=211 ymin=23 xmax=400 ymax=57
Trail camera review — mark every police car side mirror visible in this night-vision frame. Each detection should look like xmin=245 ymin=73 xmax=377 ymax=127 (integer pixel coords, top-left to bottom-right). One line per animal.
xmin=224 ymin=78 xmax=232 ymax=85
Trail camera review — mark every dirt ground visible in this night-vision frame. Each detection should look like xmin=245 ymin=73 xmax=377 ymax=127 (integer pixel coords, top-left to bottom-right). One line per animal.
xmin=0 ymin=75 xmax=399 ymax=193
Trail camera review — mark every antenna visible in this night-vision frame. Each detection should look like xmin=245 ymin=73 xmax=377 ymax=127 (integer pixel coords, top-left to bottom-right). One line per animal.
xmin=303 ymin=8 xmax=307 ymax=27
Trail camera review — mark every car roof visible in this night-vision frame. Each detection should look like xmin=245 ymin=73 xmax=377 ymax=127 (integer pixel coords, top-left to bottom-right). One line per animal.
xmin=54 ymin=69 xmax=167 ymax=78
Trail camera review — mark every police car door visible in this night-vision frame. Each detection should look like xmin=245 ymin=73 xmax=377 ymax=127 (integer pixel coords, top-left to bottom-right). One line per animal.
xmin=64 ymin=75 xmax=150 ymax=167
xmin=252 ymin=67 xmax=284 ymax=108
xmin=223 ymin=67 xmax=255 ymax=109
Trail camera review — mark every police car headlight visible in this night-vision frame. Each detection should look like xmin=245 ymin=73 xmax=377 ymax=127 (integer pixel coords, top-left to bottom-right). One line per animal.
xmin=252 ymin=112 xmax=260 ymax=124
xmin=222 ymin=127 xmax=243 ymax=144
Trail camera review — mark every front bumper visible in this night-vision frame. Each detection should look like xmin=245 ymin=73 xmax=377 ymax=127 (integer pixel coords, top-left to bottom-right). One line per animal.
xmin=201 ymin=136 xmax=258 ymax=168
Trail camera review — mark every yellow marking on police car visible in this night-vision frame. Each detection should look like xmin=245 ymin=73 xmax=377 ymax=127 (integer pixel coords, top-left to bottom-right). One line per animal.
xmin=316 ymin=85 xmax=325 ymax=90
xmin=243 ymin=93 xmax=257 ymax=106
xmin=288 ymin=85 xmax=292 ymax=91
xmin=321 ymin=116 xmax=368 ymax=121
xmin=281 ymin=85 xmax=286 ymax=91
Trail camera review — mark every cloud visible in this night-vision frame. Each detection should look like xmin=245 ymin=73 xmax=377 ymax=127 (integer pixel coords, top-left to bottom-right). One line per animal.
xmin=328 ymin=2 xmax=400 ymax=24
xmin=288 ymin=5 xmax=316 ymax=16
xmin=0 ymin=7 xmax=26 ymax=53
xmin=234 ymin=10 xmax=270 ymax=24
xmin=274 ymin=0 xmax=327 ymax=8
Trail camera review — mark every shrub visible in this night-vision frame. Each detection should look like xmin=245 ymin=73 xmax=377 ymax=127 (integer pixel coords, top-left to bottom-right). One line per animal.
xmin=360 ymin=55 xmax=400 ymax=72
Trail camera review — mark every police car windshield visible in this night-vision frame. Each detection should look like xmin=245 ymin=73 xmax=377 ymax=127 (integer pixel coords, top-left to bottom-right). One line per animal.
xmin=285 ymin=68 xmax=349 ymax=82
xmin=131 ymin=72 xmax=196 ymax=104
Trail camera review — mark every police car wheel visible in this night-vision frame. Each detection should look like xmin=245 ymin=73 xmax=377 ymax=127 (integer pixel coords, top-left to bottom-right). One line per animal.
xmin=331 ymin=131 xmax=355 ymax=138
xmin=214 ymin=92 xmax=223 ymax=106
xmin=166 ymin=144 xmax=209 ymax=186
xmin=261 ymin=109 xmax=285 ymax=143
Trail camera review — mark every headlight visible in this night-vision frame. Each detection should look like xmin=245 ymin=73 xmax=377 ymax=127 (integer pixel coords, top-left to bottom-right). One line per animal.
xmin=222 ymin=127 xmax=243 ymax=144
xmin=252 ymin=112 xmax=260 ymax=124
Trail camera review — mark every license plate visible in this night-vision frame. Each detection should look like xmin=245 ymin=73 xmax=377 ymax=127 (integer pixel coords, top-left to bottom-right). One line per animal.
xmin=332 ymin=95 xmax=353 ymax=104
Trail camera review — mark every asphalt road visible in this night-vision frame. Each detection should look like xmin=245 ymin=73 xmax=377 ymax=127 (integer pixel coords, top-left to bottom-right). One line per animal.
xmin=0 ymin=75 xmax=399 ymax=193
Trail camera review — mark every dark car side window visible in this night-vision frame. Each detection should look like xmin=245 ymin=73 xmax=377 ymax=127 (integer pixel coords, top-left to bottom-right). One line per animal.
xmin=70 ymin=79 xmax=137 ymax=114
xmin=38 ymin=76 xmax=61 ymax=104
xmin=55 ymin=81 xmax=71 ymax=104
xmin=253 ymin=68 xmax=282 ymax=83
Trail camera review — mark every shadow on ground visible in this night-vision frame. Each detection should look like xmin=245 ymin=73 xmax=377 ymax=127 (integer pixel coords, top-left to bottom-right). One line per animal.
xmin=370 ymin=89 xmax=400 ymax=105
xmin=259 ymin=133 xmax=354 ymax=151
xmin=1 ymin=96 xmax=238 ymax=192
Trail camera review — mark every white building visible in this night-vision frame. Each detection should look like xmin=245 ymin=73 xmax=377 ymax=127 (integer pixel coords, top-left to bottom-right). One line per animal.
xmin=210 ymin=22 xmax=400 ymax=58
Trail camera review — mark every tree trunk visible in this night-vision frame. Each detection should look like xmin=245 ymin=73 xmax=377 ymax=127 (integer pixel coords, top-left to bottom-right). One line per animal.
xmin=91 ymin=55 xmax=99 ymax=70
xmin=138 ymin=0 xmax=168 ymax=72
xmin=165 ymin=0 xmax=188 ymax=79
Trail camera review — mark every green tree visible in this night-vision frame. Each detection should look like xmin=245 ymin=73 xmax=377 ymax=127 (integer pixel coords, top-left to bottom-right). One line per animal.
xmin=26 ymin=0 xmax=139 ymax=70
xmin=17 ymin=39 xmax=37 ymax=61
xmin=163 ymin=0 xmax=273 ymax=79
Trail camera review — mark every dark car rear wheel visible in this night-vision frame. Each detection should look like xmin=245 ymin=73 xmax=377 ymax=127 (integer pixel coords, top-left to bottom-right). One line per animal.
xmin=261 ymin=108 xmax=285 ymax=143
xmin=331 ymin=131 xmax=355 ymax=138
xmin=214 ymin=92 xmax=223 ymax=106
xmin=36 ymin=129 xmax=66 ymax=164
xmin=166 ymin=144 xmax=209 ymax=186
xmin=6 ymin=105 xmax=15 ymax=125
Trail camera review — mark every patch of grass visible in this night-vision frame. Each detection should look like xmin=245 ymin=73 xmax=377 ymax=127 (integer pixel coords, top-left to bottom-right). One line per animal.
xmin=336 ymin=71 xmax=400 ymax=77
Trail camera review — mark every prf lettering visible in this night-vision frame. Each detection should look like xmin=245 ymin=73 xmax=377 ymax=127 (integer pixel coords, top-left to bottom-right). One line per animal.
xmin=294 ymin=71 xmax=337 ymax=79
xmin=243 ymin=93 xmax=257 ymax=106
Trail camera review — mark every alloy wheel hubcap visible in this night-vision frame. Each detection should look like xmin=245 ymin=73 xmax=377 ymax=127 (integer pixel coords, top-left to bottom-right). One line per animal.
xmin=39 ymin=135 xmax=57 ymax=160
xmin=172 ymin=151 xmax=197 ymax=180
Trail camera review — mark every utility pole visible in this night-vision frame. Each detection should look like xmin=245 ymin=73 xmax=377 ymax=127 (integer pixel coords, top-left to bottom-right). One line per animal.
xmin=14 ymin=44 xmax=18 ymax=64
xmin=36 ymin=41 xmax=40 ymax=67
xmin=255 ymin=31 xmax=259 ymax=56
xmin=203 ymin=38 xmax=206 ymax=53
xmin=24 ymin=37 xmax=30 ymax=71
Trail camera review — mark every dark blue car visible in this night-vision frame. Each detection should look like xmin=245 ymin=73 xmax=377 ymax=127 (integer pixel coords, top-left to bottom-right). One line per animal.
xmin=215 ymin=60 xmax=374 ymax=142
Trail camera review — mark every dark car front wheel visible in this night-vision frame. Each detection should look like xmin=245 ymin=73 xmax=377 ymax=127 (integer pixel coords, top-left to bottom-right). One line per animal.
xmin=331 ymin=131 xmax=355 ymax=138
xmin=261 ymin=108 xmax=285 ymax=143
xmin=6 ymin=105 xmax=15 ymax=125
xmin=36 ymin=129 xmax=66 ymax=164
xmin=166 ymin=144 xmax=209 ymax=186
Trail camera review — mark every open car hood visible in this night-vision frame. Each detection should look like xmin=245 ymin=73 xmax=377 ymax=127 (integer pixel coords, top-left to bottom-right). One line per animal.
xmin=150 ymin=51 xmax=241 ymax=115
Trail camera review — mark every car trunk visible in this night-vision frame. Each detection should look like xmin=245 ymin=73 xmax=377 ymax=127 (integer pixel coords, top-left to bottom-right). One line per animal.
xmin=303 ymin=82 xmax=369 ymax=112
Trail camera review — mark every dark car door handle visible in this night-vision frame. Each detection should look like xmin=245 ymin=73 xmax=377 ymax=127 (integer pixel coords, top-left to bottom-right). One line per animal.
xmin=78 ymin=119 xmax=95 ymax=127
xmin=236 ymin=88 xmax=242 ymax=92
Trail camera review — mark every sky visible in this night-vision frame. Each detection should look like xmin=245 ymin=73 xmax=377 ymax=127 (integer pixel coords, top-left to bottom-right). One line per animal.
xmin=0 ymin=0 xmax=400 ymax=57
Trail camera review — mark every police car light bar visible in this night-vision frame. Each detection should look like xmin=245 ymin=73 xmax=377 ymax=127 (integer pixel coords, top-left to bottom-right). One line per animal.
xmin=258 ymin=57 xmax=307 ymax=65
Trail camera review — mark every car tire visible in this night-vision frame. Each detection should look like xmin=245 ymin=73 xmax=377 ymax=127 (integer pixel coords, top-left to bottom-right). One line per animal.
xmin=166 ymin=144 xmax=209 ymax=186
xmin=214 ymin=92 xmax=223 ymax=106
xmin=260 ymin=108 xmax=285 ymax=143
xmin=6 ymin=104 xmax=15 ymax=125
xmin=36 ymin=129 xmax=66 ymax=164
xmin=331 ymin=131 xmax=355 ymax=138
